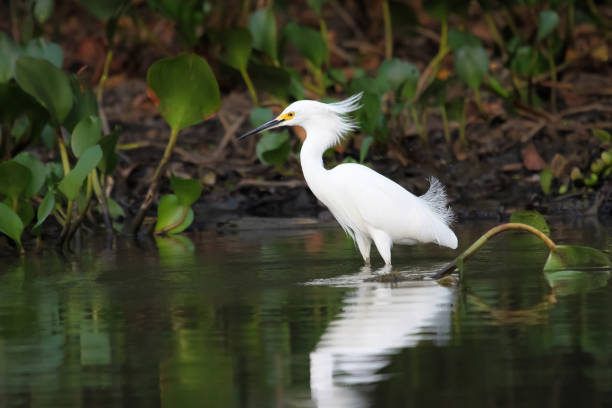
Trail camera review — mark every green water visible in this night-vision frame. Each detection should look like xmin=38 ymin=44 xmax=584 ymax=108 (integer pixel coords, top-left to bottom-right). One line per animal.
xmin=1 ymin=220 xmax=612 ymax=407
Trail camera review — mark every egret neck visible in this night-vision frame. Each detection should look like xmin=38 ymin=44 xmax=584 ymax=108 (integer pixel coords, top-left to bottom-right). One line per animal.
xmin=299 ymin=123 xmax=334 ymax=201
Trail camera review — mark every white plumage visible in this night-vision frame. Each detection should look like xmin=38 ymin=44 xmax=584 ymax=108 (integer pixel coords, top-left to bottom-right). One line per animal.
xmin=240 ymin=93 xmax=458 ymax=265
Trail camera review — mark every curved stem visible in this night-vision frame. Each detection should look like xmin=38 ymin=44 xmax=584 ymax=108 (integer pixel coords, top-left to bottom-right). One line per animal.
xmin=240 ymin=68 xmax=258 ymax=106
xmin=434 ymin=223 xmax=556 ymax=280
xmin=128 ymin=127 xmax=180 ymax=234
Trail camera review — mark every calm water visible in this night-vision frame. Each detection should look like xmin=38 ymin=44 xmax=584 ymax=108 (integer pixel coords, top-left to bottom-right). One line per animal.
xmin=1 ymin=219 xmax=612 ymax=407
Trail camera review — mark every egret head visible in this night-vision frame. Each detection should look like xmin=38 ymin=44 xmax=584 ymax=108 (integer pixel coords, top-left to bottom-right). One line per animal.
xmin=239 ymin=93 xmax=363 ymax=146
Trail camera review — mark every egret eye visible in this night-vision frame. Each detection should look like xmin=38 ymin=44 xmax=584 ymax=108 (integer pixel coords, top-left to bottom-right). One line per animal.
xmin=287 ymin=112 xmax=294 ymax=118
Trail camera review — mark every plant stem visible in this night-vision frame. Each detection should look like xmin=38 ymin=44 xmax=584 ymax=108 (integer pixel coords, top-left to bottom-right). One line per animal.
xmin=433 ymin=223 xmax=557 ymax=280
xmin=382 ymin=0 xmax=393 ymax=60
xmin=156 ymin=208 xmax=189 ymax=235
xmin=56 ymin=130 xmax=73 ymax=245
xmin=484 ymin=11 xmax=506 ymax=59
xmin=241 ymin=0 xmax=251 ymax=25
xmin=67 ymin=173 xmax=94 ymax=242
xmin=473 ymin=87 xmax=484 ymax=114
xmin=459 ymin=106 xmax=467 ymax=146
xmin=413 ymin=19 xmax=449 ymax=102
xmin=240 ymin=68 xmax=258 ymax=106
xmin=128 ymin=127 xmax=180 ymax=234
xmin=440 ymin=104 xmax=451 ymax=148
xmin=544 ymin=42 xmax=558 ymax=113
xmin=91 ymin=169 xmax=113 ymax=233
xmin=97 ymin=48 xmax=113 ymax=103
xmin=319 ymin=17 xmax=330 ymax=66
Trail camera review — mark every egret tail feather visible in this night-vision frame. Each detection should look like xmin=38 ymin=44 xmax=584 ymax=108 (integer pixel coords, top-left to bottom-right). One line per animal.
xmin=420 ymin=177 xmax=455 ymax=227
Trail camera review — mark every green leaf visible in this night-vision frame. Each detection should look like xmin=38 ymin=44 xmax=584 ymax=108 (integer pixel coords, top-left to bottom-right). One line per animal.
xmin=155 ymin=194 xmax=194 ymax=234
xmin=455 ymin=45 xmax=489 ymax=90
xmin=16 ymin=198 xmax=34 ymax=226
xmin=487 ymin=76 xmax=509 ymax=98
xmin=34 ymin=0 xmax=54 ymax=23
xmin=58 ymin=145 xmax=102 ymax=200
xmin=248 ymin=9 xmax=278 ymax=62
xmin=256 ymin=132 xmax=290 ymax=166
xmin=448 ymin=29 xmax=482 ymax=51
xmin=106 ymin=197 xmax=125 ymax=218
xmin=0 ymin=160 xmax=31 ymax=200
xmin=544 ymin=245 xmax=611 ymax=272
xmin=147 ymin=54 xmax=220 ymax=131
xmin=510 ymin=46 xmax=546 ymax=77
xmin=13 ymin=152 xmax=46 ymax=197
xmin=98 ymin=129 xmax=120 ymax=175
xmin=510 ymin=210 xmax=550 ymax=236
xmin=307 ymin=0 xmax=326 ymax=14
xmin=377 ymin=58 xmax=420 ymax=93
xmin=71 ymin=116 xmax=102 ymax=157
xmin=63 ymin=75 xmax=99 ymax=133
xmin=250 ymin=107 xmax=291 ymax=166
xmin=24 ymin=38 xmax=63 ymax=68
xmin=537 ymin=10 xmax=559 ymax=41
xmin=249 ymin=62 xmax=291 ymax=98
xmin=424 ymin=0 xmax=470 ymax=21
xmin=81 ymin=0 xmax=125 ymax=20
xmin=284 ymin=23 xmax=327 ymax=68
xmin=34 ymin=189 xmax=55 ymax=229
xmin=360 ymin=136 xmax=373 ymax=163
xmin=593 ymin=129 xmax=611 ymax=144
xmin=170 ymin=175 xmax=202 ymax=207
xmin=15 ymin=57 xmax=73 ymax=125
xmin=221 ymin=28 xmax=252 ymax=72
xmin=0 ymin=202 xmax=24 ymax=248
xmin=540 ymin=168 xmax=552 ymax=195
xmin=0 ymin=32 xmax=22 ymax=83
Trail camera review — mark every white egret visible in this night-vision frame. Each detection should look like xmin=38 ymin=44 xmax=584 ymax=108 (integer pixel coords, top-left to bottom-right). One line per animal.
xmin=239 ymin=93 xmax=458 ymax=265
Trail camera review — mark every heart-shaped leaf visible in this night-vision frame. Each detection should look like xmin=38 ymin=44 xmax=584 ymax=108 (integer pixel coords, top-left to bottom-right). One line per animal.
xmin=170 ymin=175 xmax=202 ymax=207
xmin=221 ymin=28 xmax=252 ymax=72
xmin=34 ymin=189 xmax=55 ymax=229
xmin=0 ymin=160 xmax=31 ymax=200
xmin=424 ymin=0 xmax=470 ymax=21
xmin=510 ymin=210 xmax=550 ymax=236
xmin=248 ymin=8 xmax=278 ymax=62
xmin=58 ymin=145 xmax=102 ymax=200
xmin=155 ymin=194 xmax=194 ymax=234
xmin=537 ymin=10 xmax=559 ymax=42
xmin=544 ymin=245 xmax=611 ymax=272
xmin=15 ymin=56 xmax=73 ymax=125
xmin=377 ymin=58 xmax=420 ymax=93
xmin=13 ymin=152 xmax=46 ymax=197
xmin=16 ymin=198 xmax=34 ymax=226
xmin=147 ymin=54 xmax=220 ymax=131
xmin=71 ymin=116 xmax=102 ymax=158
xmin=455 ymin=45 xmax=489 ymax=90
xmin=284 ymin=23 xmax=327 ymax=68
xmin=0 ymin=202 xmax=24 ymax=248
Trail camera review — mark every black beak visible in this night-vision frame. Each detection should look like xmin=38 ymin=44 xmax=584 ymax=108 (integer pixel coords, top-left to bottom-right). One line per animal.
xmin=238 ymin=119 xmax=282 ymax=140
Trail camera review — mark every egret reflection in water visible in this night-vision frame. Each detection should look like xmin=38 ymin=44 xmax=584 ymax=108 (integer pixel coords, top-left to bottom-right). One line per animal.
xmin=308 ymin=266 xmax=455 ymax=408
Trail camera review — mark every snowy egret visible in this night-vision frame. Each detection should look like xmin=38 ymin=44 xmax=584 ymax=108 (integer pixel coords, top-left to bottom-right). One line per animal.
xmin=239 ymin=93 xmax=458 ymax=265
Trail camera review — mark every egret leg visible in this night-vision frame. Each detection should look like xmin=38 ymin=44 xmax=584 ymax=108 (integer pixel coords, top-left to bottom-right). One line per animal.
xmin=370 ymin=228 xmax=393 ymax=265
xmin=355 ymin=233 xmax=372 ymax=265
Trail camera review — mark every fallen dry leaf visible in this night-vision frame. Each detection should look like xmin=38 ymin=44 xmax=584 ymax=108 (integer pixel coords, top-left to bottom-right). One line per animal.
xmin=521 ymin=142 xmax=546 ymax=171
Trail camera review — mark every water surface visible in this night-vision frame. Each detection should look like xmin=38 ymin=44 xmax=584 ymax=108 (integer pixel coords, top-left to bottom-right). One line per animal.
xmin=1 ymin=220 xmax=612 ymax=407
